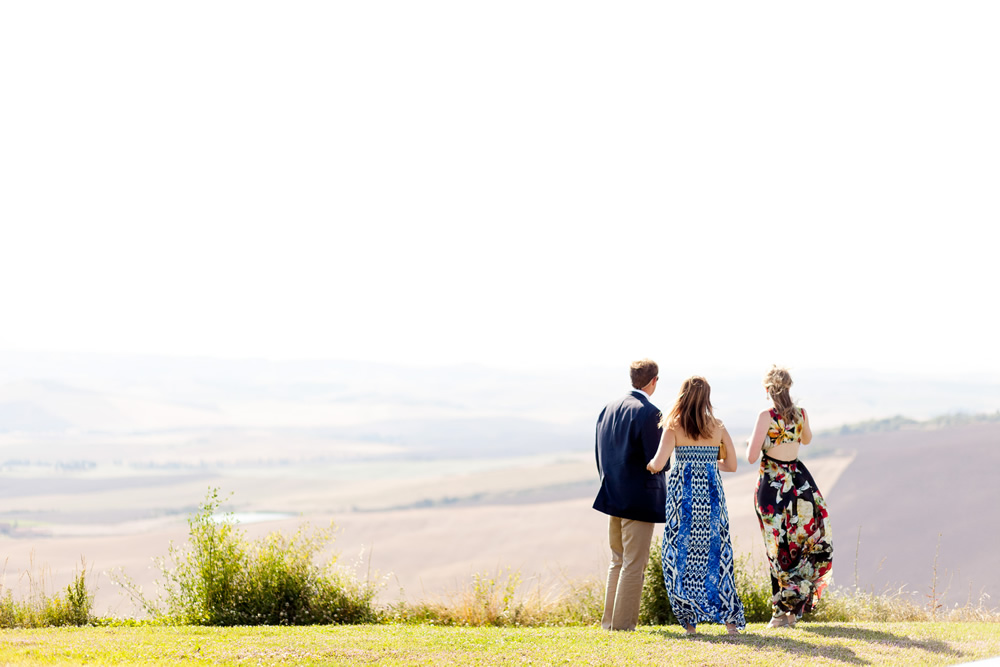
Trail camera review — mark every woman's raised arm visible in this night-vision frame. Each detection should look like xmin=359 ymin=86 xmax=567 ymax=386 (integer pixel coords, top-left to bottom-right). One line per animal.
xmin=718 ymin=427 xmax=737 ymax=473
xmin=800 ymin=407 xmax=813 ymax=445
xmin=746 ymin=410 xmax=770 ymax=464
xmin=647 ymin=428 xmax=676 ymax=473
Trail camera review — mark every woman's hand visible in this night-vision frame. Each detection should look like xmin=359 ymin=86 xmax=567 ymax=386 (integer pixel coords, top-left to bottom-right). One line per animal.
xmin=647 ymin=460 xmax=661 ymax=474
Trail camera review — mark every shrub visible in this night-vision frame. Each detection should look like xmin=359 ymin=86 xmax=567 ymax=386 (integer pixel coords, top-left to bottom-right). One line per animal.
xmin=387 ymin=567 xmax=603 ymax=627
xmin=385 ymin=539 xmax=1000 ymax=628
xmin=639 ymin=537 xmax=677 ymax=625
xmin=638 ymin=538 xmax=773 ymax=625
xmin=0 ymin=561 xmax=94 ymax=628
xmin=548 ymin=575 xmax=604 ymax=626
xmin=734 ymin=553 xmax=773 ymax=623
xmin=804 ymin=586 xmax=1000 ymax=623
xmin=129 ymin=488 xmax=380 ymax=625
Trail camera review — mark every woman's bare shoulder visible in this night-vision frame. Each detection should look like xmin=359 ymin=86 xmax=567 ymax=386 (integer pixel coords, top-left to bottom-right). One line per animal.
xmin=703 ymin=419 xmax=725 ymax=443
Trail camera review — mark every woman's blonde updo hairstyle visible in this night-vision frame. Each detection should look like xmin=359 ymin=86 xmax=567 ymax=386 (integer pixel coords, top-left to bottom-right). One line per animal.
xmin=763 ymin=365 xmax=800 ymax=424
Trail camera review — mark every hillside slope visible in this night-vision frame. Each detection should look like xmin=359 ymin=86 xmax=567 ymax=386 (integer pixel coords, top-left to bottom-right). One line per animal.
xmin=818 ymin=421 xmax=1000 ymax=608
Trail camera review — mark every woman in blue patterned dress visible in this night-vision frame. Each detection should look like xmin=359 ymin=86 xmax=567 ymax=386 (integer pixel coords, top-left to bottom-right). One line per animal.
xmin=647 ymin=376 xmax=746 ymax=635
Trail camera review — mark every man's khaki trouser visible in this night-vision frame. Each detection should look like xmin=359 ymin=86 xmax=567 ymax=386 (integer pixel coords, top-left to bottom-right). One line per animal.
xmin=602 ymin=516 xmax=655 ymax=631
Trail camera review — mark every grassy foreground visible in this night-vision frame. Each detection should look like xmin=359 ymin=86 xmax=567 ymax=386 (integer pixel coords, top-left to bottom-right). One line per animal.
xmin=1 ymin=622 xmax=999 ymax=666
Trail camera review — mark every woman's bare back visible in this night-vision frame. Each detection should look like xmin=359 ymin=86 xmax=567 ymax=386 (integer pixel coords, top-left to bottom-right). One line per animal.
xmin=672 ymin=420 xmax=723 ymax=447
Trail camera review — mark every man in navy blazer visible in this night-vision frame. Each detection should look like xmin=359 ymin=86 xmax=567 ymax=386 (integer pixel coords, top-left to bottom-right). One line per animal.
xmin=593 ymin=358 xmax=666 ymax=631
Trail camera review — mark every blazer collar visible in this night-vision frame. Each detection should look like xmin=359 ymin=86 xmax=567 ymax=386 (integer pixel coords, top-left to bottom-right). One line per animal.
xmin=631 ymin=388 xmax=652 ymax=401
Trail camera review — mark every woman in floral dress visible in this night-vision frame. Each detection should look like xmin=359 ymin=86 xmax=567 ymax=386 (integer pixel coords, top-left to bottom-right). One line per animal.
xmin=647 ymin=376 xmax=746 ymax=635
xmin=747 ymin=366 xmax=833 ymax=628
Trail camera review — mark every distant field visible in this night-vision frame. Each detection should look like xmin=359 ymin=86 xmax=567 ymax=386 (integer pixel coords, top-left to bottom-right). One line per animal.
xmin=1 ymin=421 xmax=998 ymax=618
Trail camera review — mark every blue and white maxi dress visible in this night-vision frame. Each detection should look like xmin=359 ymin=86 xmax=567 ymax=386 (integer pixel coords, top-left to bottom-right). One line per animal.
xmin=661 ymin=445 xmax=746 ymax=630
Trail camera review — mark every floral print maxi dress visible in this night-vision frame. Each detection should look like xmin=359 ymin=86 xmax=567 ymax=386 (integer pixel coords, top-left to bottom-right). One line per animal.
xmin=755 ymin=408 xmax=833 ymax=619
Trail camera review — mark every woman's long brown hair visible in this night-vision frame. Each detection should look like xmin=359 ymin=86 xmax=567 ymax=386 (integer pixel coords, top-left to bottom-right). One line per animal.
xmin=659 ymin=376 xmax=717 ymax=441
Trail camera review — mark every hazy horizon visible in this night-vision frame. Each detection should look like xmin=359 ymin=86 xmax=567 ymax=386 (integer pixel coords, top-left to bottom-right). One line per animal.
xmin=3 ymin=2 xmax=1000 ymax=379
xmin=1 ymin=349 xmax=997 ymax=451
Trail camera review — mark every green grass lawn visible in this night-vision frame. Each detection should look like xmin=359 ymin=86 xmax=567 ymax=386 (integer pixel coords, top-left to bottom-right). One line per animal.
xmin=1 ymin=622 xmax=999 ymax=666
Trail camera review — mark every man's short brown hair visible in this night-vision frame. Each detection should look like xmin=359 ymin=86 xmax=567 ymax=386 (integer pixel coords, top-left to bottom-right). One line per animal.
xmin=630 ymin=359 xmax=658 ymax=390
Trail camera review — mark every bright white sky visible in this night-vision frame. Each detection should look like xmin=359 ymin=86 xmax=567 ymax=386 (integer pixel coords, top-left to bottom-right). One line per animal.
xmin=1 ymin=2 xmax=997 ymax=376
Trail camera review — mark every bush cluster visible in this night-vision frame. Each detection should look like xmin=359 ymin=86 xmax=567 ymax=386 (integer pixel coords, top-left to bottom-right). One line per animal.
xmin=0 ymin=564 xmax=93 ymax=628
xmin=638 ymin=538 xmax=773 ymax=625
xmin=386 ymin=567 xmax=605 ymax=627
xmin=638 ymin=537 xmax=677 ymax=625
xmin=631 ymin=538 xmax=1000 ymax=627
xmin=149 ymin=489 xmax=379 ymax=626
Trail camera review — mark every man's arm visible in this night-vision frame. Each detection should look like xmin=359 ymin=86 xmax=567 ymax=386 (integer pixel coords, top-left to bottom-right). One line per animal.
xmin=595 ymin=410 xmax=605 ymax=477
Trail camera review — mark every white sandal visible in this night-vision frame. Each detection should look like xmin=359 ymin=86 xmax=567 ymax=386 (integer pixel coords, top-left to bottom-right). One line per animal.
xmin=767 ymin=615 xmax=788 ymax=628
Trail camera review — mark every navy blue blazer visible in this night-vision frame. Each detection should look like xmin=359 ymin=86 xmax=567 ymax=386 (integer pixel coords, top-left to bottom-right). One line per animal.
xmin=593 ymin=390 xmax=666 ymax=524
